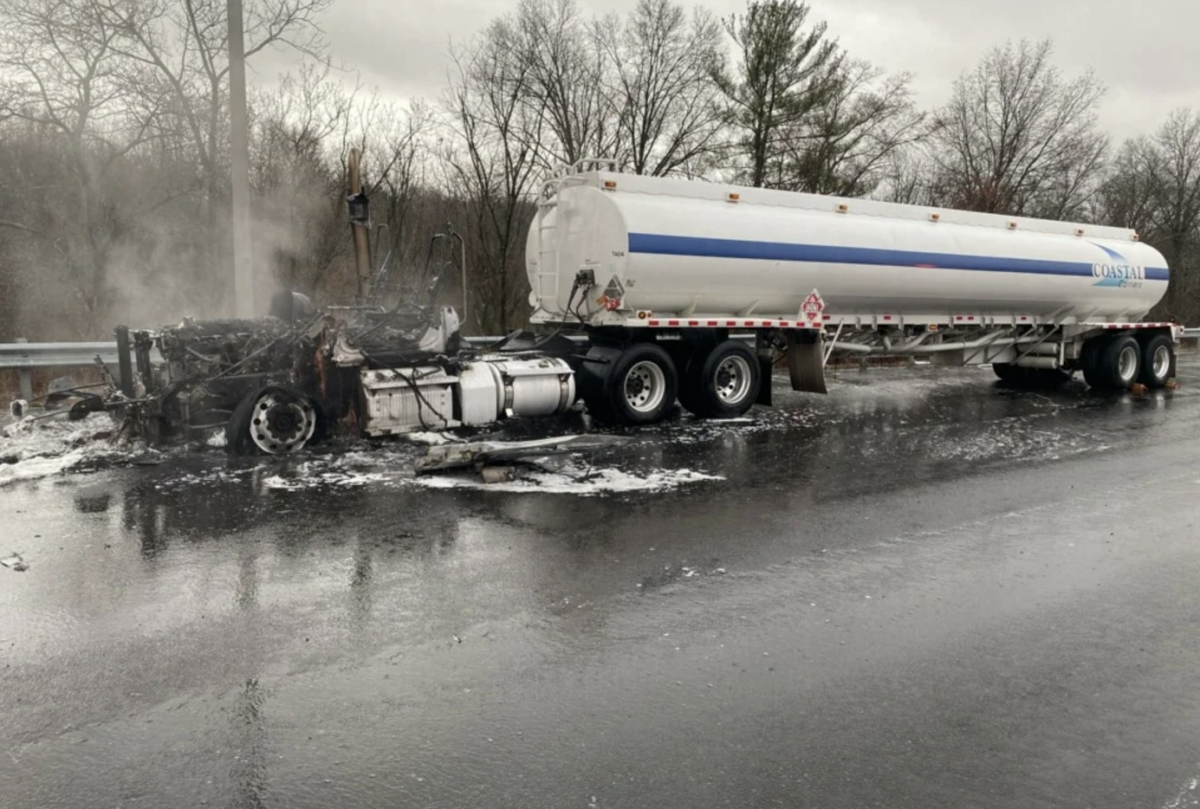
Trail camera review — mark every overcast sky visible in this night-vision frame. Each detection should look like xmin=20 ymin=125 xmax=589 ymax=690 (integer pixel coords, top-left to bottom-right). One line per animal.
xmin=296 ymin=0 xmax=1197 ymax=144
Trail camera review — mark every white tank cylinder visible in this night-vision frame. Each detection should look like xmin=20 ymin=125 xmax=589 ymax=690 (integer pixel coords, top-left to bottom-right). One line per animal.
xmin=527 ymin=173 xmax=1169 ymax=323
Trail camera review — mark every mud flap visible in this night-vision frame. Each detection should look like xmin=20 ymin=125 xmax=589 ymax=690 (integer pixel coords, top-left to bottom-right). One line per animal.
xmin=787 ymin=330 xmax=827 ymax=394
xmin=756 ymin=355 xmax=773 ymax=406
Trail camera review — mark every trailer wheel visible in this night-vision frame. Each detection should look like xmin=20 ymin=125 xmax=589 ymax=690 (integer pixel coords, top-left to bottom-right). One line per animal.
xmin=225 ymin=385 xmax=320 ymax=455
xmin=685 ymin=340 xmax=761 ymax=419
xmin=599 ymin=343 xmax=678 ymax=425
xmin=992 ymin=363 xmax=1025 ymax=384
xmin=1080 ymin=336 xmax=1109 ymax=389
xmin=1138 ymin=334 xmax=1174 ymax=389
xmin=1089 ymin=335 xmax=1141 ymax=391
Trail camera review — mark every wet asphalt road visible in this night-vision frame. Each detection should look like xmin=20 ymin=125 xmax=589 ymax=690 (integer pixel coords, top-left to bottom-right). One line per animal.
xmin=2 ymin=358 xmax=1200 ymax=809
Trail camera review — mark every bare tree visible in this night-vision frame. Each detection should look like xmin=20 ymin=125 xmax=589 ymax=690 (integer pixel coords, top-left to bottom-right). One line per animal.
xmin=710 ymin=0 xmax=843 ymax=188
xmin=772 ymin=59 xmax=924 ymax=196
xmin=443 ymin=22 xmax=546 ymax=334
xmin=250 ymin=63 xmax=352 ymax=299
xmin=99 ymin=0 xmax=332 ymax=304
xmin=596 ymin=0 xmax=724 ymax=177
xmin=513 ymin=0 xmax=616 ymax=169
xmin=1101 ymin=109 xmax=1200 ymax=323
xmin=0 ymin=0 xmax=161 ymax=333
xmin=928 ymin=39 xmax=1107 ymax=219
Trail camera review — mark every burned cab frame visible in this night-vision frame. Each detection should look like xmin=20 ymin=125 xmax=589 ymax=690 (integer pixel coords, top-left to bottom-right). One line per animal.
xmin=103 ymin=294 xmax=580 ymax=456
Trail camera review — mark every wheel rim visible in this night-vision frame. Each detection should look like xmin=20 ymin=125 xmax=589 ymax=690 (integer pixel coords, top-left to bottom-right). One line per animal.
xmin=1117 ymin=345 xmax=1139 ymax=383
xmin=623 ymin=360 xmax=666 ymax=414
xmin=713 ymin=355 xmax=753 ymax=404
xmin=1152 ymin=344 xmax=1171 ymax=380
xmin=249 ymin=392 xmax=316 ymax=454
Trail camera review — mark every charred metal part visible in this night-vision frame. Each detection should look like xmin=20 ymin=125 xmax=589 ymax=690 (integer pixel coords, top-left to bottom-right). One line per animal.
xmin=115 ymin=326 xmax=134 ymax=398
xmin=417 ymin=435 xmax=632 ymax=474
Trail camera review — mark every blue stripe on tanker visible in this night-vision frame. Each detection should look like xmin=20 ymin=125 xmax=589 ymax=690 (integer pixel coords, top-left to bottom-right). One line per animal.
xmin=626 ymin=233 xmax=1170 ymax=282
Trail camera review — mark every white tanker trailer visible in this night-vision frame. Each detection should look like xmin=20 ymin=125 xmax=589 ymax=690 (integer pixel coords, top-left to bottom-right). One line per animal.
xmin=523 ymin=160 xmax=1181 ymax=426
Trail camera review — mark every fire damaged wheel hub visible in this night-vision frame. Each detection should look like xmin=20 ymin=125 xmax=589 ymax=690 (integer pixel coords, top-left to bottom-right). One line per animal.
xmin=250 ymin=392 xmax=316 ymax=454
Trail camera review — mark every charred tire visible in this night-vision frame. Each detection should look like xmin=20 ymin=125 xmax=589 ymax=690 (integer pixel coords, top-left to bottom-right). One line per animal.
xmin=225 ymin=385 xmax=320 ymax=455
xmin=684 ymin=340 xmax=761 ymax=419
xmin=1089 ymin=335 xmax=1141 ymax=391
xmin=1138 ymin=334 xmax=1174 ymax=389
xmin=595 ymin=343 xmax=678 ymax=426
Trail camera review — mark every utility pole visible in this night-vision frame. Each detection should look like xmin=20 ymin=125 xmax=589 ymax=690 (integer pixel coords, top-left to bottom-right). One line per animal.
xmin=228 ymin=0 xmax=253 ymax=317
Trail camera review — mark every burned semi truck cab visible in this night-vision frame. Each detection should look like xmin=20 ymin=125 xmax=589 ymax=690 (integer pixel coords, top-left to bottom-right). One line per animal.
xmin=110 ymin=304 xmax=580 ymax=454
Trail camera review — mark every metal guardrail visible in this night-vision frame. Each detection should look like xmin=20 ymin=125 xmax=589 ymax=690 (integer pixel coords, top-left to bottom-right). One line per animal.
xmin=0 ymin=341 xmax=125 ymax=369
xmin=0 ymin=336 xmax=589 ymax=371
xmin=3 ymin=326 xmax=1198 ymax=394
xmin=2 ymin=328 xmax=1197 ymax=371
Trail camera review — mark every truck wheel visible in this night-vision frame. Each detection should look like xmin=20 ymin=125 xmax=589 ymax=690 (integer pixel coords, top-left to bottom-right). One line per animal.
xmin=992 ymin=363 xmax=1025 ymax=385
xmin=600 ymin=343 xmax=678 ymax=425
xmin=1138 ymin=334 xmax=1174 ymax=389
xmin=1090 ymin=335 xmax=1141 ymax=392
xmin=225 ymin=385 xmax=319 ymax=455
xmin=686 ymin=340 xmax=761 ymax=419
xmin=677 ymin=362 xmax=703 ymax=416
xmin=1080 ymin=336 xmax=1109 ymax=389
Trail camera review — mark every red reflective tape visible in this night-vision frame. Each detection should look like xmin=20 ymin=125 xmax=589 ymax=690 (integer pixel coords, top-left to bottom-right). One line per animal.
xmin=955 ymin=316 xmax=963 ymax=321
xmin=779 ymin=321 xmax=789 ymax=327
xmin=648 ymin=320 xmax=660 ymax=326
xmin=668 ymin=320 xmax=679 ymax=326
xmin=883 ymin=315 xmax=892 ymax=321
xmin=725 ymin=320 xmax=736 ymax=326
xmin=707 ymin=320 xmax=717 ymax=326
xmin=967 ymin=316 xmax=976 ymax=321
xmin=688 ymin=320 xmax=699 ymax=327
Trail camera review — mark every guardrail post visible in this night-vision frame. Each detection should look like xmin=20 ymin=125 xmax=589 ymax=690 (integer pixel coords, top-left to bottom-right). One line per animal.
xmin=15 ymin=338 xmax=33 ymax=401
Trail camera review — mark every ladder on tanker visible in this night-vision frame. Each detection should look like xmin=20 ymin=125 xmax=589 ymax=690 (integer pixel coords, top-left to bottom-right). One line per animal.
xmin=535 ymin=159 xmax=617 ymax=313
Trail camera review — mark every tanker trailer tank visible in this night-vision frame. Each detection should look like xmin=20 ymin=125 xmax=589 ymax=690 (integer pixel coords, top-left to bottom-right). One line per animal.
xmin=524 ymin=163 xmax=1179 ymax=426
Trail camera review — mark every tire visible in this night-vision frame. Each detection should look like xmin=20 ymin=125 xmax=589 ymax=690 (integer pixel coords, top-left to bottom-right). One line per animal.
xmin=995 ymin=363 xmax=1069 ymax=389
xmin=224 ymin=385 xmax=320 ymax=455
xmin=677 ymin=359 xmax=703 ymax=416
xmin=596 ymin=343 xmax=678 ymax=425
xmin=992 ymin=363 xmax=1025 ymax=384
xmin=685 ymin=340 xmax=761 ymax=419
xmin=1081 ymin=336 xmax=1109 ymax=389
xmin=577 ymin=346 xmax=623 ymax=424
xmin=1090 ymin=335 xmax=1141 ymax=391
xmin=1138 ymin=334 xmax=1174 ymax=389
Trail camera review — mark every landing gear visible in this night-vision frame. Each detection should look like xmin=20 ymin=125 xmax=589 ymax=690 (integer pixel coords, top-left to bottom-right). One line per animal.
xmin=226 ymin=385 xmax=323 ymax=455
